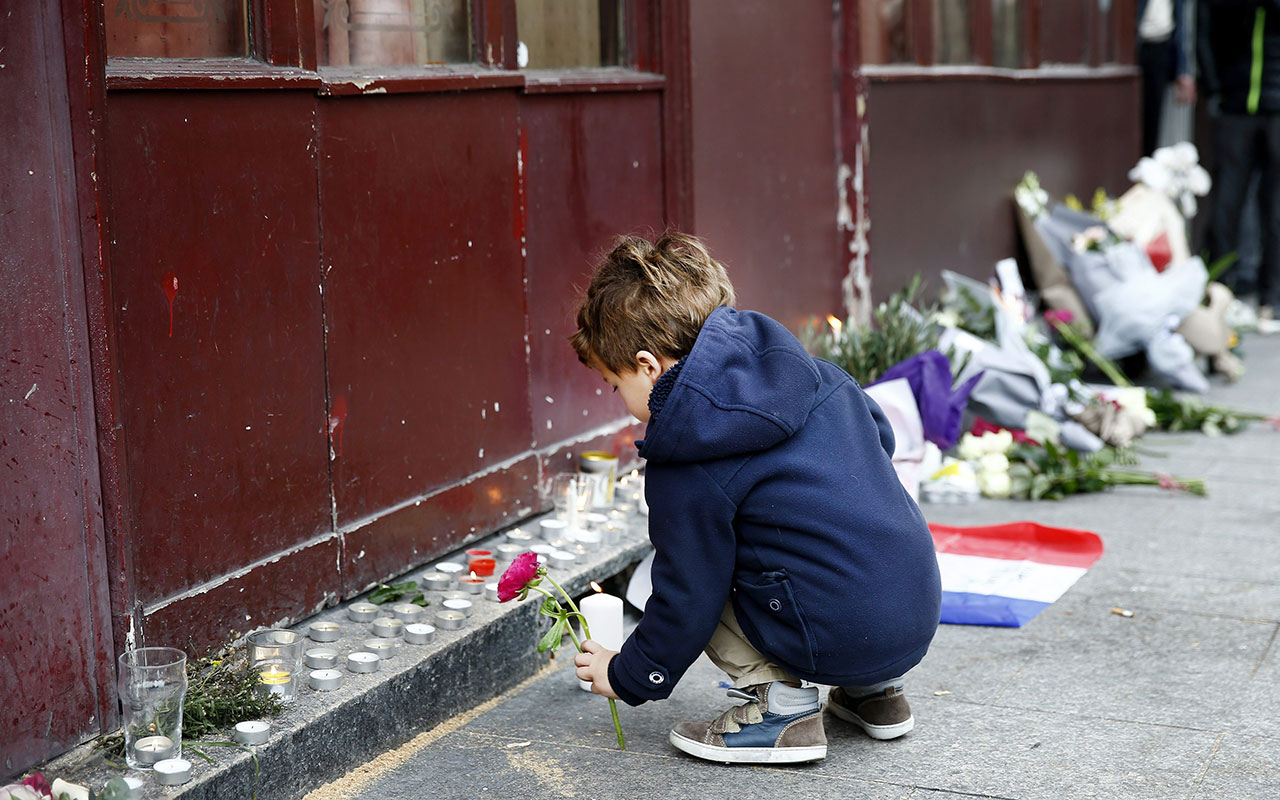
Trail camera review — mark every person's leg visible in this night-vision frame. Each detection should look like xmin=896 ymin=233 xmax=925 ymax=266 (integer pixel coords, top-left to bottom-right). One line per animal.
xmin=703 ymin=600 xmax=798 ymax=688
xmin=1139 ymin=40 xmax=1173 ymax=156
xmin=827 ymin=677 xmax=915 ymax=740
xmin=1257 ymin=113 xmax=1280 ymax=314
xmin=668 ymin=601 xmax=825 ymax=764
xmin=1209 ymin=113 xmax=1263 ymax=297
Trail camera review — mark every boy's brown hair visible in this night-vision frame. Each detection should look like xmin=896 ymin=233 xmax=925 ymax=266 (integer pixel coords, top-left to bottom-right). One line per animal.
xmin=571 ymin=231 xmax=736 ymax=374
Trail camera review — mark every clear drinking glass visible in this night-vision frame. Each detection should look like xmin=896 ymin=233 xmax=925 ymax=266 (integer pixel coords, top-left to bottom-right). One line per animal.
xmin=247 ymin=629 xmax=305 ymax=703
xmin=118 ymin=647 xmax=188 ymax=770
xmin=549 ymin=473 xmax=594 ymax=531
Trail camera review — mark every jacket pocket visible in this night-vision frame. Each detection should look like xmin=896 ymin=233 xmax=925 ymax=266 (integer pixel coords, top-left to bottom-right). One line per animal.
xmin=732 ymin=570 xmax=818 ymax=675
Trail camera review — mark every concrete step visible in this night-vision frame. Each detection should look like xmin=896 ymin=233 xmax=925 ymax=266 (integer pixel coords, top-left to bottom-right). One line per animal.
xmin=40 ymin=511 xmax=651 ymax=800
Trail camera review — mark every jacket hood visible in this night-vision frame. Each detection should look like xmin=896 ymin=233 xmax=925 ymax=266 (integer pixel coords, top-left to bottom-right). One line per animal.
xmin=638 ymin=307 xmax=821 ymax=463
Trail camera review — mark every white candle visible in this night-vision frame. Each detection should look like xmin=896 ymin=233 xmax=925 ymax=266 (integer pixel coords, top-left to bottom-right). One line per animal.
xmin=309 ymin=668 xmax=344 ymax=691
xmin=233 ymin=720 xmax=271 ymax=745
xmin=578 ymin=584 xmax=624 ymax=692
xmin=153 ymin=758 xmax=192 ymax=785
xmin=347 ymin=651 xmax=381 ymax=673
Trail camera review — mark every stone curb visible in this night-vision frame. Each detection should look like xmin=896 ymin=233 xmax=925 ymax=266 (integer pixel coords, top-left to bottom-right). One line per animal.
xmin=41 ymin=516 xmax=651 ymax=800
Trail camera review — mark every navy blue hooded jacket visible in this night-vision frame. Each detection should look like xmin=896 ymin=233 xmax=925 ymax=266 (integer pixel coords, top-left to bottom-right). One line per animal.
xmin=606 ymin=307 xmax=942 ymax=706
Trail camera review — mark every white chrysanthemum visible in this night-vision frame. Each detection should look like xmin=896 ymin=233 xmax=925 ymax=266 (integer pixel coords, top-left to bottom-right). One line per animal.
xmin=956 ymin=433 xmax=986 ymax=461
xmin=978 ymin=470 xmax=1012 ymax=498
xmin=979 ymin=453 xmax=1010 ymax=474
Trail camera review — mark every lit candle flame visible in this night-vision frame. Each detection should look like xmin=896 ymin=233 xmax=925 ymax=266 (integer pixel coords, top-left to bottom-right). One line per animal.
xmin=826 ymin=314 xmax=843 ymax=337
xmin=469 ymin=571 xmax=478 ymax=580
xmin=590 ymin=581 xmax=603 ymax=593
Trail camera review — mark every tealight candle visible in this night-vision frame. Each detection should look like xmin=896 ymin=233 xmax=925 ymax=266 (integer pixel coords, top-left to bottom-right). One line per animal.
xmin=484 ymin=582 xmax=499 ymax=601
xmin=153 ymin=758 xmax=192 ymax=786
xmin=505 ymin=528 xmax=535 ymax=544
xmin=440 ymin=590 xmax=471 ymax=601
xmin=362 ymin=639 xmax=398 ymax=658
xmin=434 ymin=610 xmax=466 ymax=630
xmin=421 ymin=571 xmax=454 ymax=591
xmin=530 ymin=543 xmax=556 ymax=556
xmin=538 ymin=518 xmax=569 ymax=541
xmin=468 ymin=556 xmax=497 ymax=577
xmin=348 ymin=602 xmax=379 ymax=622
xmin=495 ymin=542 xmax=525 ymax=561
xmin=308 ymin=621 xmax=341 ymax=642
xmin=233 ymin=720 xmax=271 ymax=745
xmin=612 ymin=503 xmax=634 ymax=516
xmin=131 ymin=734 xmax=175 ymax=765
xmin=304 ymin=648 xmax=339 ymax=669
xmin=347 ymin=651 xmax=380 ymax=673
xmin=257 ymin=664 xmax=293 ymax=698
xmin=458 ymin=574 xmax=485 ymax=594
xmin=575 ymin=529 xmax=603 ymax=552
xmin=602 ymin=522 xmax=624 ymax=545
xmin=548 ymin=550 xmax=576 ymax=569
xmin=309 ymin=668 xmax=344 ymax=691
xmin=434 ymin=561 xmax=465 ymax=575
xmin=391 ymin=603 xmax=425 ymax=623
xmin=372 ymin=617 xmax=405 ymax=637
xmin=404 ymin=623 xmax=436 ymax=644
xmin=583 ymin=512 xmax=609 ymax=529
xmin=442 ymin=598 xmax=473 ymax=617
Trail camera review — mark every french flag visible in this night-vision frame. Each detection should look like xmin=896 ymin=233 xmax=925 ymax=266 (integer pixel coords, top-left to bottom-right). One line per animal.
xmin=930 ymin=521 xmax=1104 ymax=627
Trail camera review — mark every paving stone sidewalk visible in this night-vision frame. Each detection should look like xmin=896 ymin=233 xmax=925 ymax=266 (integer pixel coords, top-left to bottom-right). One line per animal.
xmin=312 ymin=336 xmax=1280 ymax=800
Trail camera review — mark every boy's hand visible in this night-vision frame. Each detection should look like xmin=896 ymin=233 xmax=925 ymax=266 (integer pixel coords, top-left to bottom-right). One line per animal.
xmin=574 ymin=639 xmax=620 ymax=700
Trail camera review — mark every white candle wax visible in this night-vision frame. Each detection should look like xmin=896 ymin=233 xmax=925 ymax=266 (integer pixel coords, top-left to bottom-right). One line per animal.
xmin=153 ymin=758 xmax=192 ymax=785
xmin=578 ymin=589 xmax=624 ymax=692
xmin=233 ymin=720 xmax=271 ymax=745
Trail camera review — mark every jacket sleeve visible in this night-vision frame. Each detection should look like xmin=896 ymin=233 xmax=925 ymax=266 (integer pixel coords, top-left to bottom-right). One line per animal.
xmin=608 ymin=464 xmax=738 ymax=706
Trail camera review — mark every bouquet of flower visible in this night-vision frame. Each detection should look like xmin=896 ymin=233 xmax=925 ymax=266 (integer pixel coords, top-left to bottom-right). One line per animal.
xmin=1145 ymin=388 xmax=1279 ymax=436
xmin=497 ymin=553 xmax=625 ymax=749
xmin=1007 ymin=440 xmax=1205 ymax=500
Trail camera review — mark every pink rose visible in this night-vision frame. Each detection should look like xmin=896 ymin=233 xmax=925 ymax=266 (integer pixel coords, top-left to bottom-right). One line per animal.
xmin=1044 ymin=309 xmax=1075 ymax=326
xmin=497 ymin=552 xmax=541 ymax=602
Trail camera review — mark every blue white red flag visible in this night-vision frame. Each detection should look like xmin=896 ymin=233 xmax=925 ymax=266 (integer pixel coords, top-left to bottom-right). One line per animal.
xmin=930 ymin=521 xmax=1103 ymax=627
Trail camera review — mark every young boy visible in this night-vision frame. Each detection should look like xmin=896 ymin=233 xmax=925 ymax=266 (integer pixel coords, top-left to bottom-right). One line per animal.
xmin=571 ymin=232 xmax=941 ymax=764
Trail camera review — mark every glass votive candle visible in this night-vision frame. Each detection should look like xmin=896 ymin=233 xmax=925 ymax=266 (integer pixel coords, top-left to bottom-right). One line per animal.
xmin=248 ymin=629 xmax=305 ymax=703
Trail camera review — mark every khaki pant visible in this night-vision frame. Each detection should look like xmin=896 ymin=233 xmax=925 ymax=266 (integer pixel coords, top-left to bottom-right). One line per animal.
xmin=704 ymin=601 xmax=797 ymax=688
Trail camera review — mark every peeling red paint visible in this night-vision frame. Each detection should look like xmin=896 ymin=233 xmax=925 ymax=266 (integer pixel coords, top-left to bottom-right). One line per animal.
xmin=329 ymin=393 xmax=348 ymax=458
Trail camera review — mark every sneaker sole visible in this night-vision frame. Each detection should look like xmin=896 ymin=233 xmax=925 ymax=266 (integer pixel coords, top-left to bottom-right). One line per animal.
xmin=668 ymin=730 xmax=827 ymax=764
xmin=825 ymin=703 xmax=914 ymax=740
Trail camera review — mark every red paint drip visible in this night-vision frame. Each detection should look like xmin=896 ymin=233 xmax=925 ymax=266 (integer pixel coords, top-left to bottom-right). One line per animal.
xmin=161 ymin=270 xmax=179 ymax=338
xmin=329 ymin=394 xmax=348 ymax=458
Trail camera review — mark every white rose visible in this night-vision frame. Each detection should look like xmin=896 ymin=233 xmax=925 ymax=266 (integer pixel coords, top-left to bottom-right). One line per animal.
xmin=979 ymin=453 xmax=1009 ymax=474
xmin=956 ymin=433 xmax=985 ymax=461
xmin=978 ymin=470 xmax=1012 ymax=498
xmin=983 ymin=430 xmax=1014 ymax=454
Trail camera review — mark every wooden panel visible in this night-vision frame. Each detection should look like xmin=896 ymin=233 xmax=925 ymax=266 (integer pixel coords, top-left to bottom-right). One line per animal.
xmin=0 ymin=0 xmax=114 ymax=774
xmin=689 ymin=0 xmax=843 ymax=331
xmin=521 ymin=92 xmax=665 ymax=449
xmin=319 ymin=91 xmax=533 ymax=532
xmin=864 ymin=75 xmax=1140 ymax=301
xmin=104 ymin=91 xmax=332 ymax=608
xmin=1040 ymin=0 xmax=1088 ymax=65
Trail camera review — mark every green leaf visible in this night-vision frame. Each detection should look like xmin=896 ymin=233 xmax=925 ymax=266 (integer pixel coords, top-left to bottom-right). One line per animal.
xmin=539 ymin=596 xmax=561 ymax=616
xmin=410 ymin=593 xmax=428 ymax=606
xmin=537 ymin=617 xmax=567 ymax=653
